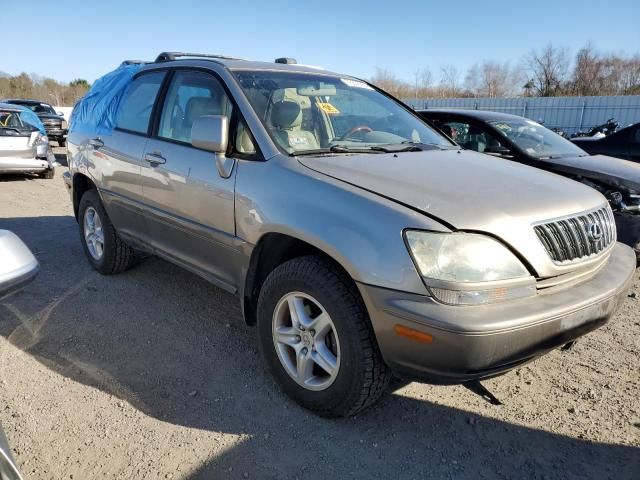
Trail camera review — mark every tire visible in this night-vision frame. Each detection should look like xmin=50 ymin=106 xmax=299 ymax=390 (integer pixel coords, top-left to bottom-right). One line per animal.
xmin=257 ymin=255 xmax=391 ymax=417
xmin=78 ymin=189 xmax=136 ymax=274
xmin=40 ymin=168 xmax=55 ymax=179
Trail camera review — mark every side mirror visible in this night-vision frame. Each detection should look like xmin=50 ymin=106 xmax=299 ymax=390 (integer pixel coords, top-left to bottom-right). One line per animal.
xmin=191 ymin=115 xmax=228 ymax=153
xmin=484 ymin=145 xmax=511 ymax=156
xmin=0 ymin=230 xmax=39 ymax=299
xmin=57 ymin=111 xmax=65 ymax=117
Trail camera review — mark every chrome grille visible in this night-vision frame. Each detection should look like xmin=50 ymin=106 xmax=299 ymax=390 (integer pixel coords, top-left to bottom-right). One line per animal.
xmin=534 ymin=206 xmax=616 ymax=264
xmin=42 ymin=118 xmax=61 ymax=126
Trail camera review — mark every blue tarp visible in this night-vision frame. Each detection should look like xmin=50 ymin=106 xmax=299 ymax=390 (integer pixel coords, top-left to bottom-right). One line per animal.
xmin=18 ymin=108 xmax=46 ymax=135
xmin=69 ymin=63 xmax=144 ymax=135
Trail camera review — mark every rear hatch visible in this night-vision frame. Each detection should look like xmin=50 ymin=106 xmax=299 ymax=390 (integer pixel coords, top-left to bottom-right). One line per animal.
xmin=0 ymin=131 xmax=37 ymax=159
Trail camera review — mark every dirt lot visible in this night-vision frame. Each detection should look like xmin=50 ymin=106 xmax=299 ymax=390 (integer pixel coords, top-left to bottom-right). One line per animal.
xmin=1 ymin=149 xmax=639 ymax=479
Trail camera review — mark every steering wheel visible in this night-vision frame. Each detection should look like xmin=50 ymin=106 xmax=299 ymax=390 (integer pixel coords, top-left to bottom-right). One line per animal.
xmin=339 ymin=125 xmax=372 ymax=141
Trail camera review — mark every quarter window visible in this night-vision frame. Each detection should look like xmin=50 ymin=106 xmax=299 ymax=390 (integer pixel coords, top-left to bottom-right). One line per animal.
xmin=115 ymin=72 xmax=165 ymax=134
xmin=158 ymin=71 xmax=233 ymax=144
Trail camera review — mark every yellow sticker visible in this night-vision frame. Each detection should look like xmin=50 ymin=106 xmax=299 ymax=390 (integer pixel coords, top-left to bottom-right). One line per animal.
xmin=317 ymin=102 xmax=340 ymax=114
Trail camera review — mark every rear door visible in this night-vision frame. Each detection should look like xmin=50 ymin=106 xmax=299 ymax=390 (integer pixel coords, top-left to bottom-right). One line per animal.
xmin=90 ymin=70 xmax=166 ymax=244
xmin=140 ymin=69 xmax=244 ymax=291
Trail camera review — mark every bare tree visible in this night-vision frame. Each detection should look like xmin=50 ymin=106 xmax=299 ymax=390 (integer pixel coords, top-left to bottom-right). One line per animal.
xmin=571 ymin=42 xmax=603 ymax=96
xmin=370 ymin=67 xmax=413 ymax=98
xmin=438 ymin=64 xmax=461 ymax=97
xmin=525 ymin=44 xmax=570 ymax=96
xmin=464 ymin=61 xmax=521 ymax=97
xmin=412 ymin=68 xmax=433 ymax=99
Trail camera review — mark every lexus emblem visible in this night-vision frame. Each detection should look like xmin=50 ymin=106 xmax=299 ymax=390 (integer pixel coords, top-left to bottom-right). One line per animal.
xmin=587 ymin=223 xmax=604 ymax=242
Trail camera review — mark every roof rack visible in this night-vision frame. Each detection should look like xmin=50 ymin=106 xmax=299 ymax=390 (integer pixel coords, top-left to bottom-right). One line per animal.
xmin=154 ymin=52 xmax=241 ymax=63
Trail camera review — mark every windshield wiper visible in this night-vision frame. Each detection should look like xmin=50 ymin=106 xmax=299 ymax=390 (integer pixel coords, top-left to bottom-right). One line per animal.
xmin=369 ymin=142 xmax=454 ymax=153
xmin=290 ymin=145 xmax=385 ymax=156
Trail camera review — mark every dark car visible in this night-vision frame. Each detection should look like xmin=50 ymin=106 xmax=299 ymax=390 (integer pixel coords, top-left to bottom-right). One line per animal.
xmin=1 ymin=99 xmax=68 ymax=147
xmin=418 ymin=109 xmax=640 ymax=257
xmin=572 ymin=122 xmax=640 ymax=163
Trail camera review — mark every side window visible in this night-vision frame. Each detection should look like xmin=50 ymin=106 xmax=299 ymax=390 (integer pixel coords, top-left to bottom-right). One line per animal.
xmin=116 ymin=72 xmax=165 ymax=134
xmin=158 ymin=71 xmax=232 ymax=144
xmin=442 ymin=121 xmax=508 ymax=155
xmin=632 ymin=127 xmax=640 ymax=144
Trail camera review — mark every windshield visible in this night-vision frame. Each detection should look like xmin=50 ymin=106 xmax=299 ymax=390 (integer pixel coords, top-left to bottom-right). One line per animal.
xmin=490 ymin=119 xmax=586 ymax=159
xmin=234 ymin=71 xmax=452 ymax=154
xmin=14 ymin=101 xmax=57 ymax=115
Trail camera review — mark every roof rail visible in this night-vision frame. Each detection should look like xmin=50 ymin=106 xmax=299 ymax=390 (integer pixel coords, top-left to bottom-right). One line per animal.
xmin=154 ymin=52 xmax=241 ymax=63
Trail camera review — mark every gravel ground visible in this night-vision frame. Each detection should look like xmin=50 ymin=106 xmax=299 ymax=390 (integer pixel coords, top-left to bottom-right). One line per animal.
xmin=0 ymin=149 xmax=639 ymax=479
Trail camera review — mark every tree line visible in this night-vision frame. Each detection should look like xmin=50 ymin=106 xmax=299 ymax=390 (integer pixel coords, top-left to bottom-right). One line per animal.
xmin=371 ymin=43 xmax=640 ymax=99
xmin=0 ymin=73 xmax=90 ymax=106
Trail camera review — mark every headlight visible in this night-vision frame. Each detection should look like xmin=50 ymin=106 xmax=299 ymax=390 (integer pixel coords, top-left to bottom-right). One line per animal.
xmin=61 ymin=120 xmax=68 ymax=129
xmin=404 ymin=231 xmax=536 ymax=305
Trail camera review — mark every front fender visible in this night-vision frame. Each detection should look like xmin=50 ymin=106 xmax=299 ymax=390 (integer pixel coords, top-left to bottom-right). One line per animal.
xmin=235 ymin=156 xmax=450 ymax=294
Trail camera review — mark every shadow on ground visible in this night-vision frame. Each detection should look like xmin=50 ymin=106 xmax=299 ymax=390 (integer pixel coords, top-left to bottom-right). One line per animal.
xmin=0 ymin=215 xmax=638 ymax=480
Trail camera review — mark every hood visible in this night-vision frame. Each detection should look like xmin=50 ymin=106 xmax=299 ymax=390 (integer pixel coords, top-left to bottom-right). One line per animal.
xmin=539 ymin=154 xmax=640 ymax=193
xmin=298 ymin=149 xmax=608 ymax=277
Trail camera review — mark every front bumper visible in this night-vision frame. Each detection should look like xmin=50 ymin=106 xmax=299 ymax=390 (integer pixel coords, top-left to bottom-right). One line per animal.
xmin=43 ymin=127 xmax=67 ymax=138
xmin=358 ymin=243 xmax=636 ymax=383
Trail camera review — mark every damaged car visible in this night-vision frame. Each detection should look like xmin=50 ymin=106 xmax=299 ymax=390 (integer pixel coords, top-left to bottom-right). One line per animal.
xmin=0 ymin=103 xmax=56 ymax=178
xmin=419 ymin=109 xmax=640 ymax=259
xmin=64 ymin=53 xmax=636 ymax=416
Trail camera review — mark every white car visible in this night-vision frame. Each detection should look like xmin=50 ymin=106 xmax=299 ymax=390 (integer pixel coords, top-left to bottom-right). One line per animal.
xmin=0 ymin=102 xmax=56 ymax=178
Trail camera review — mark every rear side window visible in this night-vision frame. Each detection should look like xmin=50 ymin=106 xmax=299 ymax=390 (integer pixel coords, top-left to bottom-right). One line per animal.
xmin=116 ymin=72 xmax=165 ymax=134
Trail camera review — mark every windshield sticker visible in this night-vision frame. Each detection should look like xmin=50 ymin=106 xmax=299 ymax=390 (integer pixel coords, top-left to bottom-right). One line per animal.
xmin=289 ymin=136 xmax=310 ymax=146
xmin=317 ymin=102 xmax=340 ymax=114
xmin=340 ymin=78 xmax=373 ymax=90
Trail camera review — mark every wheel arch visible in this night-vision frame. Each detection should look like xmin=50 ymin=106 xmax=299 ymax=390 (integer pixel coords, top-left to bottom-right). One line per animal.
xmin=72 ymin=173 xmax=97 ymax=219
xmin=242 ymin=232 xmax=355 ymax=326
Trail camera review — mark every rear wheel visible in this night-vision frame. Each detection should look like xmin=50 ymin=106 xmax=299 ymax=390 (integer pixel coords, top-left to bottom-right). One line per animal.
xmin=78 ymin=189 xmax=136 ymax=274
xmin=40 ymin=168 xmax=55 ymax=179
xmin=257 ymin=255 xmax=391 ymax=417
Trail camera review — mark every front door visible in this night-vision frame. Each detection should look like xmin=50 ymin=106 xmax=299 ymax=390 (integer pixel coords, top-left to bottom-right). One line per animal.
xmin=140 ymin=70 xmax=239 ymax=291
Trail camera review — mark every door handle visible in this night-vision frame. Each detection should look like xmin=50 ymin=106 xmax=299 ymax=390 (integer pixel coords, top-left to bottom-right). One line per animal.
xmin=89 ymin=138 xmax=104 ymax=148
xmin=144 ymin=152 xmax=166 ymax=165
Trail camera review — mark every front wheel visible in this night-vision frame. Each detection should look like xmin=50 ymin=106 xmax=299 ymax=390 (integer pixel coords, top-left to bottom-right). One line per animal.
xmin=257 ymin=255 xmax=391 ymax=417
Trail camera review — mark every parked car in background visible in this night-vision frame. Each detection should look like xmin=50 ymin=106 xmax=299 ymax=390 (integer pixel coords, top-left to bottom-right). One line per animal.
xmin=64 ymin=53 xmax=636 ymax=417
xmin=0 ymin=229 xmax=39 ymax=480
xmin=1 ymin=99 xmax=68 ymax=147
xmin=572 ymin=121 xmax=640 ymax=163
xmin=0 ymin=103 xmax=56 ymax=178
xmin=419 ymin=109 xmax=640 ymax=257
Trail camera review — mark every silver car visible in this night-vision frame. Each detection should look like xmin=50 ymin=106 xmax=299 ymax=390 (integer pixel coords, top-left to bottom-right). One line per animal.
xmin=0 ymin=103 xmax=56 ymax=178
xmin=63 ymin=53 xmax=636 ymax=417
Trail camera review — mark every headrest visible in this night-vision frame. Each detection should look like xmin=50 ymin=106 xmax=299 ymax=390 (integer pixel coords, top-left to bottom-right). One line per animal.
xmin=185 ymin=96 xmax=221 ymax=124
xmin=271 ymin=101 xmax=302 ymax=129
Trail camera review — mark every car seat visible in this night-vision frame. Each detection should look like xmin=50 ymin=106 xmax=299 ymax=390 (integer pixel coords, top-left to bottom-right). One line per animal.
xmin=270 ymin=100 xmax=319 ymax=152
xmin=177 ymin=96 xmax=221 ymax=142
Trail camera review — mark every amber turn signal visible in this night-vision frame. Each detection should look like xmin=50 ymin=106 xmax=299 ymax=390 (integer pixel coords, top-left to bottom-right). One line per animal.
xmin=394 ymin=324 xmax=433 ymax=344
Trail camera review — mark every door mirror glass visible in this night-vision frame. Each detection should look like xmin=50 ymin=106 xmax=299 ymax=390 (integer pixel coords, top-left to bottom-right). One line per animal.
xmin=484 ymin=145 xmax=511 ymax=155
xmin=191 ymin=115 xmax=228 ymax=153
xmin=0 ymin=230 xmax=39 ymax=299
